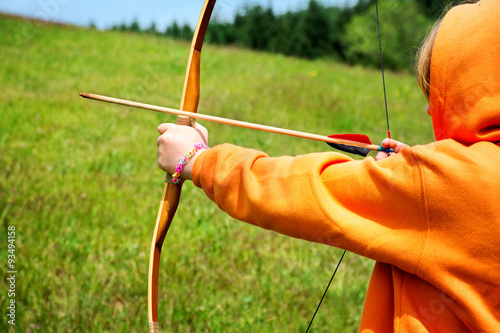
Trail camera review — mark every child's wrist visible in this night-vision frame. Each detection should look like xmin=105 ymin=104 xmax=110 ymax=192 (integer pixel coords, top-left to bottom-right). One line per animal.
xmin=171 ymin=143 xmax=209 ymax=184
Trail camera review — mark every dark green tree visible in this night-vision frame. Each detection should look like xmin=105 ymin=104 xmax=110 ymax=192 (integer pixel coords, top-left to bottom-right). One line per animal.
xmin=293 ymin=0 xmax=333 ymax=58
xmin=207 ymin=21 xmax=237 ymax=45
xmin=180 ymin=24 xmax=193 ymax=40
xmin=234 ymin=5 xmax=276 ymax=51
xmin=343 ymin=0 xmax=431 ymax=70
xmin=128 ymin=19 xmax=141 ymax=33
xmin=146 ymin=22 xmax=158 ymax=35
xmin=165 ymin=21 xmax=181 ymax=39
xmin=268 ymin=12 xmax=299 ymax=55
xmin=414 ymin=0 xmax=464 ymax=18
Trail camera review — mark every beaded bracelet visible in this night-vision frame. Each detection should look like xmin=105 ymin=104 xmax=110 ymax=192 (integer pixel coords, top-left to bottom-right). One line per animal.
xmin=171 ymin=143 xmax=209 ymax=184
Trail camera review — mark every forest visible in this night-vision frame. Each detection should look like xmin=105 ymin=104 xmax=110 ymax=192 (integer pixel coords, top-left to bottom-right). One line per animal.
xmin=111 ymin=0 xmax=462 ymax=71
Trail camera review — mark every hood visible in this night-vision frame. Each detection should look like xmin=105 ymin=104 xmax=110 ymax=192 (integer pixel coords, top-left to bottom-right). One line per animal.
xmin=429 ymin=0 xmax=500 ymax=144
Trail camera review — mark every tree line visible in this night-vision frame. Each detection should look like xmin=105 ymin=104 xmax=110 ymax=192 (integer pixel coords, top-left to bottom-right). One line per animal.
xmin=111 ymin=0 xmax=462 ymax=71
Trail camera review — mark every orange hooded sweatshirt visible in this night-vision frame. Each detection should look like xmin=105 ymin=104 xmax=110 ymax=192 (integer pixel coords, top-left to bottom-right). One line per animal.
xmin=192 ymin=0 xmax=500 ymax=331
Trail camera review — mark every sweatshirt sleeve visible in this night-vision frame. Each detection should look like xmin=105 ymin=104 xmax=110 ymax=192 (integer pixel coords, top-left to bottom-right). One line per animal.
xmin=192 ymin=142 xmax=500 ymax=331
xmin=192 ymin=143 xmax=428 ymax=275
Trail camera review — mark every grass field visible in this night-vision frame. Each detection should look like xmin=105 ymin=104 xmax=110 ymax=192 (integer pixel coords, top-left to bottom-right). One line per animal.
xmin=0 ymin=13 xmax=433 ymax=332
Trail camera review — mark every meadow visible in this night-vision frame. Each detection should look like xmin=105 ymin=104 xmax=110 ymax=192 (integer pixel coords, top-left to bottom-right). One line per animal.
xmin=0 ymin=13 xmax=433 ymax=332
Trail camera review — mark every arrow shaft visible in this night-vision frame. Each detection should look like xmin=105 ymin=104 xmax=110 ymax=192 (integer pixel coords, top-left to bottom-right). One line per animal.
xmin=80 ymin=92 xmax=385 ymax=152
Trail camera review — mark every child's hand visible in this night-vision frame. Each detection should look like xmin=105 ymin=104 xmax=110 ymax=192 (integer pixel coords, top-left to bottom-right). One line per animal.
xmin=156 ymin=122 xmax=209 ymax=180
xmin=375 ymin=138 xmax=408 ymax=161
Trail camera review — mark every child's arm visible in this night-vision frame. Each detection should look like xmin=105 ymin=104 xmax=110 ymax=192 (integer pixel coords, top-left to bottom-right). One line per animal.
xmin=156 ymin=124 xmax=409 ymax=181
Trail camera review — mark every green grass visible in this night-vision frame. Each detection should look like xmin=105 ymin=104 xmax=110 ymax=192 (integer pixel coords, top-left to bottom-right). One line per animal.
xmin=0 ymin=14 xmax=432 ymax=332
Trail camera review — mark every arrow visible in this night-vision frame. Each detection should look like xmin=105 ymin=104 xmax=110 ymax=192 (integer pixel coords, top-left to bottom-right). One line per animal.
xmin=80 ymin=92 xmax=391 ymax=156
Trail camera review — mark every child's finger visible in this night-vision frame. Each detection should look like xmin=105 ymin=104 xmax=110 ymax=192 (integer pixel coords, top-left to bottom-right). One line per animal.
xmin=375 ymin=151 xmax=389 ymax=161
xmin=381 ymin=138 xmax=408 ymax=153
xmin=157 ymin=123 xmax=175 ymax=134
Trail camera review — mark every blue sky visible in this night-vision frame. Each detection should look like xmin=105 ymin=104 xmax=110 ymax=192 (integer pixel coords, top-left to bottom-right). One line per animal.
xmin=0 ymin=0 xmax=355 ymax=31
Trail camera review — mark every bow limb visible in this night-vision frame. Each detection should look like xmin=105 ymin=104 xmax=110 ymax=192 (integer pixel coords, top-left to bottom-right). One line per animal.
xmin=148 ymin=1 xmax=217 ymax=332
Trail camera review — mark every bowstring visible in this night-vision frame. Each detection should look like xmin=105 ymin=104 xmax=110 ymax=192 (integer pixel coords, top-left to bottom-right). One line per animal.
xmin=304 ymin=1 xmax=389 ymax=332
xmin=304 ymin=250 xmax=346 ymax=333
xmin=375 ymin=0 xmax=391 ymax=138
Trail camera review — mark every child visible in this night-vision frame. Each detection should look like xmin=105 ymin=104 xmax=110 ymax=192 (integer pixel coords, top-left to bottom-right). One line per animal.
xmin=156 ymin=0 xmax=500 ymax=331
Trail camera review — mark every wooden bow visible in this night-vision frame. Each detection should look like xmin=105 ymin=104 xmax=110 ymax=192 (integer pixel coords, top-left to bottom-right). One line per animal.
xmin=146 ymin=1 xmax=391 ymax=331
xmin=147 ymin=1 xmax=216 ymax=332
